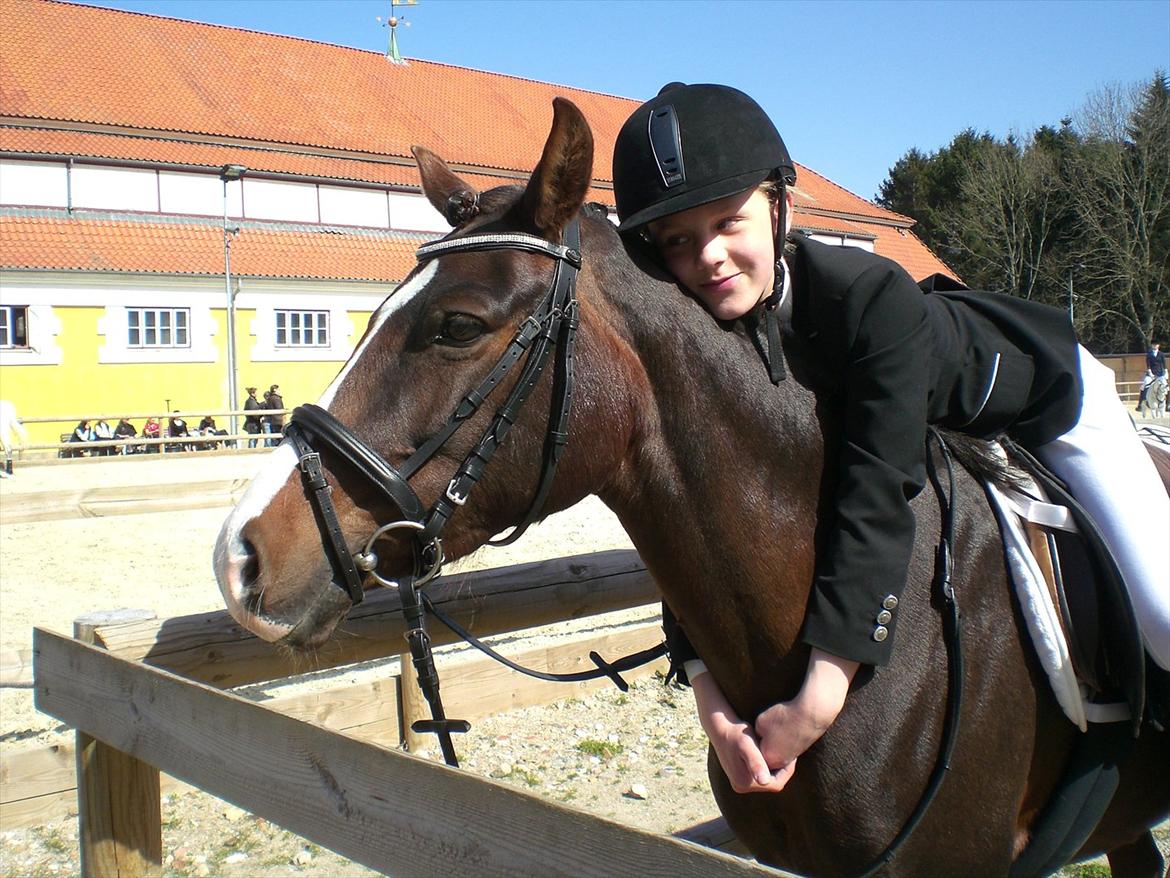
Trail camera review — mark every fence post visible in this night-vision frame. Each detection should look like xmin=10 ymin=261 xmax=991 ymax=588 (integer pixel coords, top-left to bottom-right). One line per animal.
xmin=397 ymin=651 xmax=428 ymax=754
xmin=74 ymin=610 xmax=162 ymax=878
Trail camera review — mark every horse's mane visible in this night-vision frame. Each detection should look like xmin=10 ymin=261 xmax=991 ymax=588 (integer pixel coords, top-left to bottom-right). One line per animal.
xmin=936 ymin=431 xmax=1023 ymax=490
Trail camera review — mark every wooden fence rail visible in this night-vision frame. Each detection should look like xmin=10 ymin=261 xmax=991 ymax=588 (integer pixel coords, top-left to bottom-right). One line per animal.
xmin=35 ymin=630 xmax=777 ymax=877
xmin=3 ymin=621 xmax=666 ymax=829
xmin=0 ymin=479 xmax=252 ymax=526
xmin=87 ymin=550 xmax=658 ymax=688
xmin=28 ymin=549 xmax=784 ymax=876
xmin=11 ymin=407 xmax=289 ymax=459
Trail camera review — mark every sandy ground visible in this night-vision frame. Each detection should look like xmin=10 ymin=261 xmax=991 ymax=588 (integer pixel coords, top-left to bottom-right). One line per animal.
xmin=0 ymin=450 xmax=641 ymax=738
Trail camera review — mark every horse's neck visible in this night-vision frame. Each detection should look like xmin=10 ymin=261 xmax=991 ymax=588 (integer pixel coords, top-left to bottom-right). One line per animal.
xmin=596 ymin=263 xmax=826 ymax=710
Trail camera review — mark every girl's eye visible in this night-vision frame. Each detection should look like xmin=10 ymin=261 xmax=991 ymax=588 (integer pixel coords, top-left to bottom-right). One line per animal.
xmin=433 ymin=313 xmax=487 ymax=346
xmin=661 ymin=233 xmax=688 ymax=249
xmin=717 ymin=217 xmax=741 ymax=231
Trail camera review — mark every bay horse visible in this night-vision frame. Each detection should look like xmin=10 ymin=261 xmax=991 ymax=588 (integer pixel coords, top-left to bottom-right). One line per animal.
xmin=214 ymin=99 xmax=1169 ymax=876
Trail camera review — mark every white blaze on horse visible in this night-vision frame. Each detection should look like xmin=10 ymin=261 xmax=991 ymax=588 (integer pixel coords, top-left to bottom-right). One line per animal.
xmin=214 ymin=99 xmax=1170 ymax=876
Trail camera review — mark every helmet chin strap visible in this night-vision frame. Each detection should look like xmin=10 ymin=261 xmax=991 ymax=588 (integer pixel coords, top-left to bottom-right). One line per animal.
xmin=760 ymin=184 xmax=789 ymax=385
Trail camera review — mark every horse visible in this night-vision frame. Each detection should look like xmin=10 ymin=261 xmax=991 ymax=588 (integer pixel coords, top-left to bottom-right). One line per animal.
xmin=214 ymin=99 xmax=1170 ymax=876
xmin=1140 ymin=373 xmax=1168 ymax=419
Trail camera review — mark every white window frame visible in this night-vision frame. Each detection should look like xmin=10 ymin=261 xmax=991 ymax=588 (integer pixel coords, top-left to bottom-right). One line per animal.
xmin=275 ymin=309 xmax=330 ymax=348
xmin=242 ymin=287 xmax=368 ymax=363
xmin=127 ymin=307 xmax=191 ymax=349
xmin=0 ymin=297 xmax=62 ymax=367
xmin=98 ymin=300 xmax=217 ymax=365
xmin=0 ymin=304 xmax=30 ymax=349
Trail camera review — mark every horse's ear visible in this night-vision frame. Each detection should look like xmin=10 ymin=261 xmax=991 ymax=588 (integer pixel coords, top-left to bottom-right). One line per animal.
xmin=412 ymin=145 xmax=481 ymax=228
xmin=519 ymin=98 xmax=594 ymax=239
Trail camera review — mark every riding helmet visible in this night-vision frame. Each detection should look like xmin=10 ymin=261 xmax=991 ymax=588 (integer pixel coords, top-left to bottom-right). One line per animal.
xmin=612 ymin=82 xmax=796 ymax=233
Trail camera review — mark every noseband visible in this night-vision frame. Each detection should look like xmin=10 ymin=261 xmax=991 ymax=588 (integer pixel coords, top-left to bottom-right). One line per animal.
xmin=284 ymin=220 xmax=582 ymax=605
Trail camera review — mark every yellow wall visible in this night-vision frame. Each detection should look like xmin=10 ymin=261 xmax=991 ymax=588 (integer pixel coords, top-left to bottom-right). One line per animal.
xmin=0 ymin=306 xmax=372 ymax=445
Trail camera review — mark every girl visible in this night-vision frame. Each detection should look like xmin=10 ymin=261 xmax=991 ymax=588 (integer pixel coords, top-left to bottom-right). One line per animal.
xmin=611 ymin=82 xmax=1169 ymax=795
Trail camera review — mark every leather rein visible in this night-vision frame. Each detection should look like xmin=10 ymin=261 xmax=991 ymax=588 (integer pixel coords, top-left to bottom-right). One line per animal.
xmin=282 ymin=219 xmax=663 ymax=766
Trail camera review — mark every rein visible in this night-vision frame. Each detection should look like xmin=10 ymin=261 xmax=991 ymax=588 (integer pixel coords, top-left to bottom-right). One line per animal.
xmin=282 ymin=219 xmax=664 ymax=766
xmin=855 ymin=426 xmax=963 ymax=877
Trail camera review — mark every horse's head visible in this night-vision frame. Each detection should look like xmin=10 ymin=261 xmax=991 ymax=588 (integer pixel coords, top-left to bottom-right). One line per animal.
xmin=214 ymin=99 xmax=638 ymax=649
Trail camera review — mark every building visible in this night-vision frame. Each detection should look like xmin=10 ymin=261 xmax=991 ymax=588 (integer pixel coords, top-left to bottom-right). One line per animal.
xmin=0 ymin=0 xmax=952 ymax=445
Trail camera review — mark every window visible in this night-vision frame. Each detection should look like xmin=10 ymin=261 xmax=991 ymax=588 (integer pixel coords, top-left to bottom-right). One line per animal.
xmin=275 ymin=310 xmax=329 ymax=347
xmin=127 ymin=307 xmax=189 ymax=348
xmin=0 ymin=305 xmax=30 ymax=348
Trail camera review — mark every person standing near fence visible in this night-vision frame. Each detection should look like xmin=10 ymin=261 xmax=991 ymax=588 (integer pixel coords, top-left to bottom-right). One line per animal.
xmin=263 ymin=384 xmax=284 ymax=448
xmin=243 ymin=386 xmax=263 ymax=448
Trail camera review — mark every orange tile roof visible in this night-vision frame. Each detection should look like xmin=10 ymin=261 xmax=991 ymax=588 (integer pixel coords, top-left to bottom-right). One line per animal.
xmin=2 ymin=0 xmax=634 ymax=179
xmin=0 ymin=0 xmax=954 ymax=282
xmin=794 ymin=213 xmax=875 ymax=239
xmin=789 ymin=164 xmax=911 ymax=224
xmin=0 ymin=215 xmax=420 ymax=282
xmin=869 ymin=226 xmax=954 ymax=282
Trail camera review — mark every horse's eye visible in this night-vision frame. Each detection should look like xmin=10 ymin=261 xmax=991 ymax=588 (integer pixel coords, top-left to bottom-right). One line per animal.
xmin=433 ymin=313 xmax=486 ymax=346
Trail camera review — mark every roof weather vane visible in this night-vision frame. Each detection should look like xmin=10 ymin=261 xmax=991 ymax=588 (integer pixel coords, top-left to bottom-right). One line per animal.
xmin=377 ymin=0 xmax=417 ymax=65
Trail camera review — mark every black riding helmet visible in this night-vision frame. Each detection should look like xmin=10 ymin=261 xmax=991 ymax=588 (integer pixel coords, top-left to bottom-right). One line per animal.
xmin=612 ymin=82 xmax=796 ymax=233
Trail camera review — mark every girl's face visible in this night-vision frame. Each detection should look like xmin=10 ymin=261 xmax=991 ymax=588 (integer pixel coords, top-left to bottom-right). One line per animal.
xmin=648 ymin=188 xmax=779 ymax=321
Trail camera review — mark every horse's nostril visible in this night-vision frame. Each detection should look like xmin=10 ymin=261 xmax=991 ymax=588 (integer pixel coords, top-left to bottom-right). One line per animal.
xmin=239 ymin=538 xmax=261 ymax=607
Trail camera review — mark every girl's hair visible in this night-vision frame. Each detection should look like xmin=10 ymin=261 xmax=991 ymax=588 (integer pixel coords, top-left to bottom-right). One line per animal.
xmin=759 ymin=178 xmax=784 ymax=206
xmin=637 ymin=175 xmax=796 ymax=257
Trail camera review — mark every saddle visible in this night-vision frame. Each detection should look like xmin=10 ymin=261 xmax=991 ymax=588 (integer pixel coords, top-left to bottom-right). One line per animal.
xmin=985 ymin=434 xmax=1168 ymax=878
xmin=986 ymin=435 xmax=1170 ymax=736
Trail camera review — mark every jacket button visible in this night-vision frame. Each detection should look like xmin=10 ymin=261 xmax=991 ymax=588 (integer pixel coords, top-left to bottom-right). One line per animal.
xmin=872 ymin=625 xmax=889 ymax=642
xmin=882 ymin=595 xmax=899 ymax=610
xmin=877 ymin=610 xmax=892 ymax=625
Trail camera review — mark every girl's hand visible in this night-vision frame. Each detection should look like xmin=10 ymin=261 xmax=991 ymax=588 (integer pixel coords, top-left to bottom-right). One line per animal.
xmin=690 ymin=671 xmax=788 ymax=794
xmin=754 ymin=649 xmax=858 ymax=781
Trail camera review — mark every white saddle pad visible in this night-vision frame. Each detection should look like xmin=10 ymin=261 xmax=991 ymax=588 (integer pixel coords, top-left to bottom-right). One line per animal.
xmin=982 ymin=451 xmax=1129 ymax=732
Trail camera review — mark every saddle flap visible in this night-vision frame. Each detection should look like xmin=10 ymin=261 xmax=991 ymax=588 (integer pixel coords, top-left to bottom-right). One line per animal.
xmin=991 ymin=443 xmax=1146 ymax=734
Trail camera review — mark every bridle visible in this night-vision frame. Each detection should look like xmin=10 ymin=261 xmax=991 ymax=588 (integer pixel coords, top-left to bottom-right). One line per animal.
xmin=280 ymin=219 xmax=667 ymax=766
xmin=284 ymin=220 xmax=583 ymax=607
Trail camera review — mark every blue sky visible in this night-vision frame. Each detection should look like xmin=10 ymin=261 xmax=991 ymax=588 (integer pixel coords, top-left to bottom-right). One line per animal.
xmin=72 ymin=0 xmax=1169 ymax=202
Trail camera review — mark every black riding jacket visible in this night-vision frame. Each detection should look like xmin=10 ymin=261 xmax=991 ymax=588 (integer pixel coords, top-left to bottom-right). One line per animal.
xmin=668 ymin=234 xmax=1082 ymax=671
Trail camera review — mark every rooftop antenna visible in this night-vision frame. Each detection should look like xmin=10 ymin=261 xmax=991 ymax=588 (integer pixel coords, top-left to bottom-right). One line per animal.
xmin=377 ymin=0 xmax=417 ymax=65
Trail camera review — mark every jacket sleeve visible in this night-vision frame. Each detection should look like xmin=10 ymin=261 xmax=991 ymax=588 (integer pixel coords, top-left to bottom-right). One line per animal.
xmin=661 ymin=601 xmax=700 ymax=686
xmin=799 ymin=263 xmax=932 ymax=667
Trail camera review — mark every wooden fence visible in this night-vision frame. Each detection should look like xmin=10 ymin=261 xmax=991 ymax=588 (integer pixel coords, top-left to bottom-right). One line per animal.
xmin=28 ymin=550 xmax=779 ymax=877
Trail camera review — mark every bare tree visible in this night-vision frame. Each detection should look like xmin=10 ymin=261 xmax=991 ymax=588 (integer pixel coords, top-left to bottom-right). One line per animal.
xmin=1065 ymin=76 xmax=1170 ymax=348
xmin=940 ymin=137 xmax=1060 ymax=301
